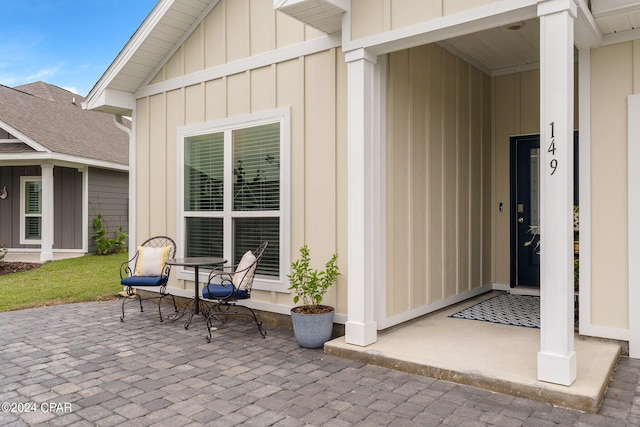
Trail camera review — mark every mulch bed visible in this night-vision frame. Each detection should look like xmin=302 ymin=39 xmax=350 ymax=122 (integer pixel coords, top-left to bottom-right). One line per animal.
xmin=0 ymin=262 xmax=41 ymax=276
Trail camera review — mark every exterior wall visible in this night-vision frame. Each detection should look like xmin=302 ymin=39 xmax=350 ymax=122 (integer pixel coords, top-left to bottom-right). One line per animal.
xmin=0 ymin=165 xmax=40 ymax=249
xmin=386 ymin=44 xmax=492 ymax=317
xmin=54 ymin=167 xmax=83 ymax=250
xmin=135 ymin=0 xmax=348 ymax=314
xmin=351 ymin=0 xmax=499 ymax=40
xmin=87 ymin=167 xmax=129 ymax=254
xmin=491 ymin=69 xmax=579 ymax=286
xmin=589 ymin=41 xmax=635 ymax=330
xmin=149 ymin=0 xmax=326 ymax=85
xmin=0 ymin=165 xmax=86 ymax=250
xmin=491 ymin=70 xmax=541 ymax=285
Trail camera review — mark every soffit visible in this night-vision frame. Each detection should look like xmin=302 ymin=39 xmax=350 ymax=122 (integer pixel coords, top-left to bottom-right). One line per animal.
xmin=439 ymin=2 xmax=640 ymax=76
xmin=274 ymin=0 xmax=347 ymax=34
xmin=85 ymin=0 xmax=214 ymax=113
xmin=107 ymin=0 xmax=211 ymax=94
xmin=591 ymin=0 xmax=640 ymax=34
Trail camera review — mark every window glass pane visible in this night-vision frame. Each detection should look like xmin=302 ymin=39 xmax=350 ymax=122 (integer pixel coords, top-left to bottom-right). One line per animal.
xmin=234 ymin=217 xmax=279 ymax=277
xmin=25 ymin=217 xmax=41 ymax=239
xmin=233 ymin=123 xmax=280 ymax=211
xmin=25 ymin=181 xmax=41 ymax=214
xmin=185 ymin=217 xmax=223 ymax=257
xmin=185 ymin=133 xmax=224 ymax=211
xmin=530 ymin=148 xmax=540 ymax=228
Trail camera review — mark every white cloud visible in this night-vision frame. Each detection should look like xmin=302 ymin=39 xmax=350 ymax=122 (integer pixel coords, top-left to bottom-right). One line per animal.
xmin=25 ymin=66 xmax=61 ymax=82
xmin=62 ymin=86 xmax=80 ymax=95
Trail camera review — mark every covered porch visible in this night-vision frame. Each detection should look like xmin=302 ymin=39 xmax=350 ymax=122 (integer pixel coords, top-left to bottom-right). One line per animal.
xmin=325 ymin=291 xmax=621 ymax=413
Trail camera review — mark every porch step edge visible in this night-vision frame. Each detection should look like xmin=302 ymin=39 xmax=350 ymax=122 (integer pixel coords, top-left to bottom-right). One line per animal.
xmin=324 ymin=339 xmax=620 ymax=413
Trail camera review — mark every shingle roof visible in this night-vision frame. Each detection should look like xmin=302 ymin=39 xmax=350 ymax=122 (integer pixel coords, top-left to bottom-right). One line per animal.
xmin=0 ymin=82 xmax=128 ymax=166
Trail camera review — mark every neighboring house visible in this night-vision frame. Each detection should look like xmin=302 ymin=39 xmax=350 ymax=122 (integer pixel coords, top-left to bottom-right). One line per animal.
xmin=0 ymin=82 xmax=129 ymax=261
xmin=84 ymin=0 xmax=640 ymax=386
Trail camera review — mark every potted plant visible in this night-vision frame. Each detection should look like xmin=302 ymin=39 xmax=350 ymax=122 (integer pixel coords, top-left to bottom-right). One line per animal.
xmin=288 ymin=245 xmax=340 ymax=348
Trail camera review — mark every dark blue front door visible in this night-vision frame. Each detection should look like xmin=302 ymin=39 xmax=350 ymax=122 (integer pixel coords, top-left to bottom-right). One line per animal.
xmin=510 ymin=133 xmax=579 ymax=288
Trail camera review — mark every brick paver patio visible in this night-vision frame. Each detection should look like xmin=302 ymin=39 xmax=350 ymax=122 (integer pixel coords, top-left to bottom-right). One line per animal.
xmin=0 ymin=300 xmax=638 ymax=426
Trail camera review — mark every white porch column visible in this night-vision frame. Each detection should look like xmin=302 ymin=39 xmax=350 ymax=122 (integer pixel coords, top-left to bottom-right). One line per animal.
xmin=345 ymin=48 xmax=378 ymax=346
xmin=628 ymin=94 xmax=640 ymax=358
xmin=40 ymin=163 xmax=54 ymax=262
xmin=537 ymin=0 xmax=577 ymax=386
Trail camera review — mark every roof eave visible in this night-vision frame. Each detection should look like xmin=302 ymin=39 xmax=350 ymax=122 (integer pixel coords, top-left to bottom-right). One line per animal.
xmin=84 ymin=0 xmax=175 ymax=112
xmin=0 ymin=152 xmax=128 ymax=171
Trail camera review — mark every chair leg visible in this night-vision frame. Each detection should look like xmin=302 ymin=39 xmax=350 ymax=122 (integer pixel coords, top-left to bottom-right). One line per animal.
xmin=204 ymin=302 xmax=266 ymax=342
xmin=206 ymin=315 xmax=217 ymax=343
xmin=120 ymin=287 xmax=143 ymax=322
xmin=157 ymin=296 xmax=165 ymax=322
xmin=155 ymin=293 xmax=178 ymax=322
xmin=121 ymin=287 xmax=177 ymax=323
xmin=242 ymin=305 xmax=267 ymax=338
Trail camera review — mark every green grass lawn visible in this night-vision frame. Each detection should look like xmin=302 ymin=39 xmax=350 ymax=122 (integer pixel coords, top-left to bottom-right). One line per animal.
xmin=0 ymin=253 xmax=127 ymax=312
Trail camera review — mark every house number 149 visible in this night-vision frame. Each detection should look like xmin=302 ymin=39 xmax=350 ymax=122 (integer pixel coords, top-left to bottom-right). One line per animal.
xmin=548 ymin=121 xmax=558 ymax=176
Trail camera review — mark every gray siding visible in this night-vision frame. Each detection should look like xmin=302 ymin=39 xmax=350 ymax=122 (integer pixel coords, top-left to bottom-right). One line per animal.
xmin=87 ymin=167 xmax=129 ymax=254
xmin=0 ymin=165 xmax=40 ymax=249
xmin=54 ymin=167 xmax=83 ymax=249
xmin=0 ymin=165 xmax=84 ymax=249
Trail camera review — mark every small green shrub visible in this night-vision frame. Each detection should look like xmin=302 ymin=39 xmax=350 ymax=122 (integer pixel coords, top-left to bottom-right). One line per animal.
xmin=93 ymin=214 xmax=127 ymax=255
xmin=288 ymin=245 xmax=340 ymax=313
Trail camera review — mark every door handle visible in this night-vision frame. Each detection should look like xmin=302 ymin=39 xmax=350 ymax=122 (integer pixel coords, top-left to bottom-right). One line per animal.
xmin=518 ymin=217 xmax=524 ymax=223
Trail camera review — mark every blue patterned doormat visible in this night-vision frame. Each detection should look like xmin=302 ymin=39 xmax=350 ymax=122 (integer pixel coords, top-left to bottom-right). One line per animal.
xmin=449 ymin=293 xmax=540 ymax=329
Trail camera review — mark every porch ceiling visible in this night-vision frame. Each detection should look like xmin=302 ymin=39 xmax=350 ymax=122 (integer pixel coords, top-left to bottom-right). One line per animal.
xmin=438 ymin=1 xmax=640 ymax=77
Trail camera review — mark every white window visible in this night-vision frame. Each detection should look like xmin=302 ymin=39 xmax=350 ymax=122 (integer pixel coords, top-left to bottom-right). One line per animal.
xmin=20 ymin=176 xmax=42 ymax=244
xmin=178 ymin=109 xmax=290 ymax=292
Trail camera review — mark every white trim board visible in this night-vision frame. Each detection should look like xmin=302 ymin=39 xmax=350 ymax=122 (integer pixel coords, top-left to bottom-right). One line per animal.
xmin=135 ymin=34 xmax=342 ymax=99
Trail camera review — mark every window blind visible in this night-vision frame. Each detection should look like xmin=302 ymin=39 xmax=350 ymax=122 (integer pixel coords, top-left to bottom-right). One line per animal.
xmin=24 ymin=180 xmax=42 ymax=240
xmin=185 ymin=133 xmax=224 ymax=212
xmin=25 ymin=181 xmax=41 ymax=214
xmin=25 ymin=217 xmax=41 ymax=240
xmin=232 ymin=123 xmax=280 ymax=212
xmin=182 ymin=119 xmax=283 ymax=279
xmin=233 ymin=217 xmax=280 ymax=276
xmin=185 ymin=217 xmax=223 ymax=258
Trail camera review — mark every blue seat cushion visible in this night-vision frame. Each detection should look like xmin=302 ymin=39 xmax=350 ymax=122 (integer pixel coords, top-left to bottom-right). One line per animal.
xmin=121 ymin=276 xmax=168 ymax=286
xmin=202 ymin=284 xmax=249 ymax=300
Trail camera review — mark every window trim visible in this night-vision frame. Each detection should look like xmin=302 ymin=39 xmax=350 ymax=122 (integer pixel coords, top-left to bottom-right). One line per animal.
xmin=20 ymin=176 xmax=42 ymax=245
xmin=176 ymin=108 xmax=291 ymax=293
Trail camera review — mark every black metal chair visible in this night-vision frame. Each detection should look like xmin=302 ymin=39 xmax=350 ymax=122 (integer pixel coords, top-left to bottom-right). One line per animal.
xmin=201 ymin=241 xmax=268 ymax=342
xmin=120 ymin=236 xmax=177 ymax=322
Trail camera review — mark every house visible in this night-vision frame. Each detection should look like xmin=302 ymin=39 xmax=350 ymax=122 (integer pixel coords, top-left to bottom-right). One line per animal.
xmin=84 ymin=0 xmax=640 ymax=387
xmin=0 ymin=82 xmax=129 ymax=261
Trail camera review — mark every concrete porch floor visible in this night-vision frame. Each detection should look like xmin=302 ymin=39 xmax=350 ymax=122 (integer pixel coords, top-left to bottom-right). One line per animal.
xmin=4 ymin=251 xmax=85 ymax=263
xmin=324 ymin=291 xmax=621 ymax=413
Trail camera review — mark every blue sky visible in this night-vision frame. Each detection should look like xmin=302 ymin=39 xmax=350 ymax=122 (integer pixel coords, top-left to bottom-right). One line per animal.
xmin=0 ymin=0 xmax=158 ymax=97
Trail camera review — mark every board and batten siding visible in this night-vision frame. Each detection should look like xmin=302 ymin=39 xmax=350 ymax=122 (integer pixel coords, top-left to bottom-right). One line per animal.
xmin=0 ymin=165 xmax=40 ymax=249
xmin=386 ymin=44 xmax=492 ymax=317
xmin=54 ymin=167 xmax=83 ymax=250
xmin=351 ymin=0 xmax=500 ymax=40
xmin=135 ymin=0 xmax=348 ymax=313
xmin=148 ymin=0 xmax=326 ymax=86
xmin=589 ymin=41 xmax=634 ymax=331
xmin=87 ymin=168 xmax=129 ymax=254
xmin=491 ymin=68 xmax=578 ymax=288
xmin=0 ymin=165 xmax=84 ymax=250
